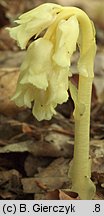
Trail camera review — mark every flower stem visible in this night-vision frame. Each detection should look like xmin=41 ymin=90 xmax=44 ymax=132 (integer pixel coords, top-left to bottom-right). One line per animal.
xmin=70 ymin=75 xmax=96 ymax=199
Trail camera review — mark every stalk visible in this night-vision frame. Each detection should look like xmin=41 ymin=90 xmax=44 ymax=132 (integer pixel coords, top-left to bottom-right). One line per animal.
xmin=70 ymin=75 xmax=96 ymax=199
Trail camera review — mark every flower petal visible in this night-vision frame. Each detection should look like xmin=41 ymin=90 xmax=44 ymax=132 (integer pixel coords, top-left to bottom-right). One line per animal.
xmin=48 ymin=66 xmax=69 ymax=104
xmin=32 ymin=65 xmax=69 ymax=121
xmin=8 ymin=3 xmax=62 ymax=49
xmin=12 ymin=36 xmax=69 ymax=121
xmin=11 ymin=84 xmax=35 ymax=108
xmin=52 ymin=16 xmax=79 ymax=68
xmin=32 ymin=88 xmax=56 ymax=121
xmin=19 ymin=38 xmax=53 ymax=90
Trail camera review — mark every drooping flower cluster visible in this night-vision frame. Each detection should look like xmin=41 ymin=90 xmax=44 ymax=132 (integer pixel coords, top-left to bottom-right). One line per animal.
xmin=8 ymin=3 xmax=96 ymax=120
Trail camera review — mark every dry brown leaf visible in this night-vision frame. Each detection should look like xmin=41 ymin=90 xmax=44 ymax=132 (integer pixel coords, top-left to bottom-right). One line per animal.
xmin=22 ymin=158 xmax=70 ymax=194
xmin=0 ymin=67 xmax=21 ymax=115
xmin=24 ymin=155 xmax=52 ymax=177
xmin=0 ymin=122 xmax=74 ymax=158
xmin=45 ymin=189 xmax=79 ymax=200
xmin=59 ymin=189 xmax=79 ymax=200
xmin=45 ymin=190 xmax=60 ymax=200
xmin=0 ymin=169 xmax=21 ymax=196
xmin=35 ymin=179 xmax=48 ymax=191
xmin=22 ymin=123 xmax=41 ymax=140
xmin=21 ymin=178 xmax=46 ymax=194
xmin=21 ymin=176 xmax=69 ymax=194
xmin=0 ymin=191 xmax=15 ymax=199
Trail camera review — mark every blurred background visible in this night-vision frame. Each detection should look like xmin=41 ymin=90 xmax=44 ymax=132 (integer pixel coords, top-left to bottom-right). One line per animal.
xmin=0 ymin=0 xmax=104 ymax=200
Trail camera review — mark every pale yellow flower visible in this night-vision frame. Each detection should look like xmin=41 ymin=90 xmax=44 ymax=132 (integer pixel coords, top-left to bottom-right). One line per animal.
xmin=8 ymin=3 xmax=96 ymax=121
xmin=11 ymin=14 xmax=79 ymax=120
xmin=8 ymin=3 xmax=62 ymax=49
xmin=11 ymin=38 xmax=69 ymax=120
xmin=53 ymin=16 xmax=79 ymax=68
xmin=19 ymin=38 xmax=53 ymax=90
